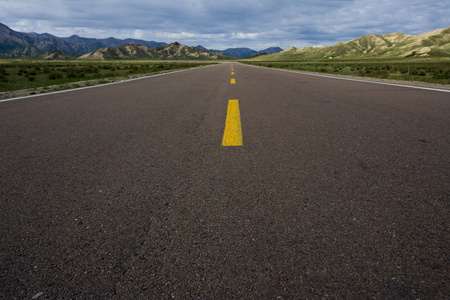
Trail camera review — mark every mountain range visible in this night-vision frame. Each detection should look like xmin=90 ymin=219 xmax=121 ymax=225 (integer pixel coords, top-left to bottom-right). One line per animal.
xmin=79 ymin=43 xmax=286 ymax=60
xmin=1 ymin=22 xmax=448 ymax=60
xmin=0 ymin=23 xmax=282 ymax=58
xmin=252 ymin=27 xmax=450 ymax=61
xmin=0 ymin=23 xmax=166 ymax=56
xmin=79 ymin=42 xmax=230 ymax=60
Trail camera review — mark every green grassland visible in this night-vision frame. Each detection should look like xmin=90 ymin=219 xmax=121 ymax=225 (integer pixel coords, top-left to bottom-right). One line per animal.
xmin=0 ymin=60 xmax=214 ymax=94
xmin=241 ymin=58 xmax=450 ymax=85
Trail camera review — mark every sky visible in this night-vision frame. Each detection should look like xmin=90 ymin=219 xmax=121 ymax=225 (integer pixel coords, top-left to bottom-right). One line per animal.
xmin=1 ymin=0 xmax=449 ymax=51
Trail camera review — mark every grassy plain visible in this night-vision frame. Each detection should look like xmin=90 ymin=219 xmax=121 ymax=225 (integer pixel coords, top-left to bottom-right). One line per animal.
xmin=241 ymin=58 xmax=450 ymax=85
xmin=0 ymin=60 xmax=215 ymax=96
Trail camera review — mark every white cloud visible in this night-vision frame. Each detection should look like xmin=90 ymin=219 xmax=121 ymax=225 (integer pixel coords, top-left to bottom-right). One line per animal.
xmin=133 ymin=30 xmax=145 ymax=39
xmin=231 ymin=33 xmax=259 ymax=39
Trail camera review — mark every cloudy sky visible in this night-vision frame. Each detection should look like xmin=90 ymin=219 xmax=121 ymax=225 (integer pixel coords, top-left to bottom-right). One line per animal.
xmin=1 ymin=0 xmax=449 ymax=51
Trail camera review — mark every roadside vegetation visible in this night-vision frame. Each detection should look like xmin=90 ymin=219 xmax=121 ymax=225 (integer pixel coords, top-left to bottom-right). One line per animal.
xmin=1 ymin=58 xmax=448 ymax=99
xmin=242 ymin=59 xmax=450 ymax=85
xmin=0 ymin=60 xmax=214 ymax=95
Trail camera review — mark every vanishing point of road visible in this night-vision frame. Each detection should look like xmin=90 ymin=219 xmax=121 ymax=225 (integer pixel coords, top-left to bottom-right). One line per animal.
xmin=1 ymin=63 xmax=449 ymax=298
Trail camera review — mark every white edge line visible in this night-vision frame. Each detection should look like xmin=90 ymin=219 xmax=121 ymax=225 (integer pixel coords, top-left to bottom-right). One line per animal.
xmin=0 ymin=64 xmax=218 ymax=103
xmin=241 ymin=62 xmax=450 ymax=93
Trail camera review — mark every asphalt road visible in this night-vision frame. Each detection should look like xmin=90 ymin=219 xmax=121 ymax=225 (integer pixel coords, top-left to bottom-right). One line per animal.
xmin=1 ymin=63 xmax=449 ymax=299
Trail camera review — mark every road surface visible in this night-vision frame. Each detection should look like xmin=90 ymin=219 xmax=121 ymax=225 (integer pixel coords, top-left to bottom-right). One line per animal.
xmin=1 ymin=63 xmax=449 ymax=298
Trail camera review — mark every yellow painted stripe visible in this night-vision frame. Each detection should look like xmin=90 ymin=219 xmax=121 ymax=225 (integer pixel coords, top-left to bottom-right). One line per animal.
xmin=230 ymin=78 xmax=236 ymax=84
xmin=231 ymin=72 xmax=234 ymax=75
xmin=222 ymin=100 xmax=243 ymax=146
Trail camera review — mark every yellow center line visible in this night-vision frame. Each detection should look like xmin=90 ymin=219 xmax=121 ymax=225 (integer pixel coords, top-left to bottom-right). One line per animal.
xmin=231 ymin=72 xmax=234 ymax=75
xmin=230 ymin=78 xmax=236 ymax=84
xmin=222 ymin=100 xmax=243 ymax=146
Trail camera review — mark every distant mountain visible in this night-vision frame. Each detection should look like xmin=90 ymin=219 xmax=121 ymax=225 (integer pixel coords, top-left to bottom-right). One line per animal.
xmin=195 ymin=45 xmax=283 ymax=57
xmin=251 ymin=27 xmax=450 ymax=61
xmin=195 ymin=45 xmax=224 ymax=53
xmin=79 ymin=42 xmax=231 ymax=60
xmin=195 ymin=45 xmax=208 ymax=51
xmin=222 ymin=48 xmax=257 ymax=57
xmin=61 ymin=35 xmax=166 ymax=53
xmin=0 ymin=22 xmax=283 ymax=59
xmin=0 ymin=22 xmax=166 ymax=57
xmin=0 ymin=23 xmax=80 ymax=55
xmin=259 ymin=47 xmax=283 ymax=54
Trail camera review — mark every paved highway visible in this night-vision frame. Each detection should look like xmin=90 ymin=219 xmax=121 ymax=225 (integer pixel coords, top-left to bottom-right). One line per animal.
xmin=1 ymin=63 xmax=449 ymax=298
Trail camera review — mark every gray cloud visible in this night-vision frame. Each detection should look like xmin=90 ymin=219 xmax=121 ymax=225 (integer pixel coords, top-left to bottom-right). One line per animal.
xmin=1 ymin=0 xmax=449 ymax=50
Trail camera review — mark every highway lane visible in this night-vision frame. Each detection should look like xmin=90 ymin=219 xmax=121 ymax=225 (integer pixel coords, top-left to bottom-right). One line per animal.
xmin=1 ymin=62 xmax=449 ymax=298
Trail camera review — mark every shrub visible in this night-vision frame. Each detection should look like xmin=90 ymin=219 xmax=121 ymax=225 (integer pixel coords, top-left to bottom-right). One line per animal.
xmin=49 ymin=72 xmax=63 ymax=80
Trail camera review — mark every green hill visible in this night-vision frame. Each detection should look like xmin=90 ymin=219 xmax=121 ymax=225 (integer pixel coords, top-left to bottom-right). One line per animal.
xmin=250 ymin=27 xmax=450 ymax=61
